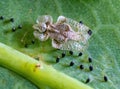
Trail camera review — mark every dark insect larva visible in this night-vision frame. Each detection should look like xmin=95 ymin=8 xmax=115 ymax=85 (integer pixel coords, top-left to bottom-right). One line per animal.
xmin=61 ymin=52 xmax=66 ymax=58
xmin=88 ymin=57 xmax=92 ymax=63
xmin=31 ymin=40 xmax=35 ymax=44
xmin=69 ymin=61 xmax=74 ymax=66
xmin=10 ymin=18 xmax=14 ymax=22
xmin=79 ymin=64 xmax=84 ymax=69
xmin=85 ymin=78 xmax=90 ymax=83
xmin=79 ymin=21 xmax=83 ymax=24
xmin=0 ymin=16 xmax=4 ymax=20
xmin=88 ymin=29 xmax=92 ymax=35
xmin=12 ymin=27 xmax=16 ymax=32
xmin=89 ymin=65 xmax=93 ymax=71
xmin=104 ymin=76 xmax=108 ymax=82
xmin=69 ymin=51 xmax=73 ymax=55
xmin=56 ymin=57 xmax=60 ymax=63
xmin=78 ymin=52 xmax=82 ymax=56
xmin=24 ymin=44 xmax=28 ymax=48
xmin=18 ymin=25 xmax=22 ymax=29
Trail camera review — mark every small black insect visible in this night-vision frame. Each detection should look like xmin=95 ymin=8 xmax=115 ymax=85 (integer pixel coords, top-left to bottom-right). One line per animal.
xmin=24 ymin=44 xmax=28 ymax=48
xmin=88 ymin=29 xmax=92 ymax=35
xmin=61 ymin=52 xmax=66 ymax=58
xmin=89 ymin=65 xmax=93 ymax=71
xmin=78 ymin=52 xmax=82 ymax=56
xmin=18 ymin=25 xmax=22 ymax=29
xmin=31 ymin=40 xmax=35 ymax=44
xmin=69 ymin=51 xmax=73 ymax=55
xmin=88 ymin=57 xmax=92 ymax=63
xmin=0 ymin=16 xmax=4 ymax=20
xmin=79 ymin=21 xmax=83 ymax=24
xmin=85 ymin=78 xmax=90 ymax=83
xmin=12 ymin=27 xmax=16 ymax=32
xmin=104 ymin=76 xmax=108 ymax=82
xmin=56 ymin=57 xmax=60 ymax=63
xmin=10 ymin=18 xmax=14 ymax=22
xmin=79 ymin=64 xmax=84 ymax=69
xmin=69 ymin=61 xmax=74 ymax=66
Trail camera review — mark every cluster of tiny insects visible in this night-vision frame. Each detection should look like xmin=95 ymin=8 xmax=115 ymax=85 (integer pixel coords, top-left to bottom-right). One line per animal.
xmin=0 ymin=15 xmax=35 ymax=47
xmin=32 ymin=15 xmax=108 ymax=84
xmin=0 ymin=16 xmax=22 ymax=32
xmin=0 ymin=15 xmax=108 ymax=84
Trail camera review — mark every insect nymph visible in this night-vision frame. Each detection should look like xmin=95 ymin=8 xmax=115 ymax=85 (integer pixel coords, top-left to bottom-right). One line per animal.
xmin=33 ymin=15 xmax=92 ymax=51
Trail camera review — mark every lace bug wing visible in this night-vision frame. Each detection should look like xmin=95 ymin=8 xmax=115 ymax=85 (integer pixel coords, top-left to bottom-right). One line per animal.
xmin=59 ymin=40 xmax=86 ymax=51
xmin=57 ymin=17 xmax=92 ymax=51
xmin=66 ymin=17 xmax=91 ymax=44
xmin=36 ymin=15 xmax=53 ymax=24
xmin=33 ymin=31 xmax=49 ymax=41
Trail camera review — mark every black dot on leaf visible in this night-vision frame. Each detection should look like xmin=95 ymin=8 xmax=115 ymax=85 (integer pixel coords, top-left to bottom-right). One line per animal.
xmin=24 ymin=44 xmax=28 ymax=48
xmin=56 ymin=57 xmax=60 ymax=63
xmin=79 ymin=64 xmax=84 ymax=70
xmin=104 ymin=76 xmax=108 ymax=82
xmin=69 ymin=61 xmax=74 ymax=66
xmin=79 ymin=21 xmax=83 ymax=24
xmin=12 ymin=27 xmax=16 ymax=32
xmin=0 ymin=16 xmax=4 ymax=20
xmin=10 ymin=18 xmax=14 ymax=22
xmin=61 ymin=53 xmax=65 ymax=58
xmin=18 ymin=25 xmax=22 ymax=29
xmin=78 ymin=52 xmax=82 ymax=56
xmin=31 ymin=40 xmax=35 ymax=44
xmin=85 ymin=78 xmax=90 ymax=83
xmin=88 ymin=29 xmax=92 ymax=35
xmin=69 ymin=51 xmax=73 ymax=55
xmin=89 ymin=65 xmax=93 ymax=71
xmin=88 ymin=57 xmax=92 ymax=63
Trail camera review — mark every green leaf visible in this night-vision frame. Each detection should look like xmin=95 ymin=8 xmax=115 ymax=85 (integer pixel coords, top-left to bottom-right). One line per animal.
xmin=0 ymin=0 xmax=120 ymax=89
xmin=0 ymin=42 xmax=93 ymax=89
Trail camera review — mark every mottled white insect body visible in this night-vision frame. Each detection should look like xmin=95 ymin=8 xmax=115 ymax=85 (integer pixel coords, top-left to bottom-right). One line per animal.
xmin=33 ymin=31 xmax=48 ymax=41
xmin=57 ymin=16 xmax=66 ymax=24
xmin=36 ymin=15 xmax=53 ymax=24
xmin=33 ymin=15 xmax=92 ymax=51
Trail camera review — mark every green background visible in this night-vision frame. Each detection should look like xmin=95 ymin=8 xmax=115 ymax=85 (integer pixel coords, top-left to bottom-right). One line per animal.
xmin=0 ymin=0 xmax=120 ymax=89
